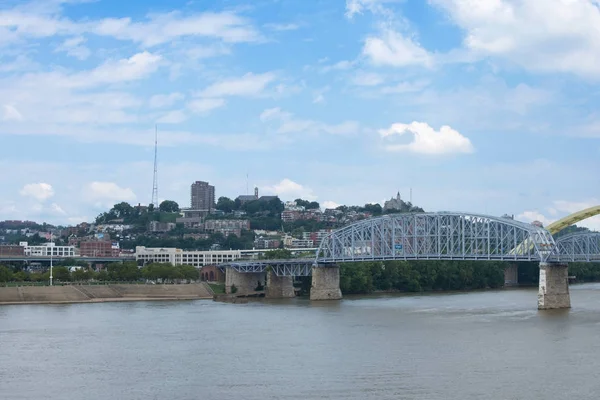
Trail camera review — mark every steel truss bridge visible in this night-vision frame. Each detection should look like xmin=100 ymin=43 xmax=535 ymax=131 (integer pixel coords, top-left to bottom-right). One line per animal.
xmin=220 ymin=212 xmax=600 ymax=276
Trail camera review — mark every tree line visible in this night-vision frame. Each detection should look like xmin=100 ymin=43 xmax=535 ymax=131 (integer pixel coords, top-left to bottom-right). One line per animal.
xmin=0 ymin=262 xmax=199 ymax=284
xmin=340 ymin=260 xmax=507 ymax=293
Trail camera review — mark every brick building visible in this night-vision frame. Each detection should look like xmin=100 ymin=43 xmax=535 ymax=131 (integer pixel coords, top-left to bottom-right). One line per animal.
xmin=200 ymin=265 xmax=225 ymax=282
xmin=80 ymin=241 xmax=119 ymax=257
xmin=0 ymin=245 xmax=24 ymax=256
xmin=204 ymin=219 xmax=250 ymax=237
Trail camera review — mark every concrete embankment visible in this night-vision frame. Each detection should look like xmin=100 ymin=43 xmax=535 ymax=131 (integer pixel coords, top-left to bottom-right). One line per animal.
xmin=0 ymin=283 xmax=213 ymax=305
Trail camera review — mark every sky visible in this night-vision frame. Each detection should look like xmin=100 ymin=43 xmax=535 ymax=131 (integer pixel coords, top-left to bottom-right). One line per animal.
xmin=0 ymin=0 xmax=599 ymax=229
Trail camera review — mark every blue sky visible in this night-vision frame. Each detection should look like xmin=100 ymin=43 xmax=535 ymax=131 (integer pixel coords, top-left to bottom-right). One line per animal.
xmin=1 ymin=0 xmax=599 ymax=229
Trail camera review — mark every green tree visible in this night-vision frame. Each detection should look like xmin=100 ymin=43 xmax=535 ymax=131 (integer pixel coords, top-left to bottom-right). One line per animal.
xmin=178 ymin=264 xmax=200 ymax=281
xmin=159 ymin=200 xmax=180 ymax=213
xmin=52 ymin=266 xmax=71 ymax=282
xmin=263 ymin=249 xmax=293 ymax=259
xmin=362 ymin=203 xmax=383 ymax=215
xmin=106 ymin=262 xmax=141 ymax=281
xmin=96 ymin=270 xmax=110 ymax=281
xmin=72 ymin=268 xmax=91 ymax=282
xmin=12 ymin=271 xmax=30 ymax=282
xmin=112 ymin=202 xmax=134 ymax=219
xmin=0 ymin=265 xmax=13 ymax=282
xmin=216 ymin=197 xmax=237 ymax=213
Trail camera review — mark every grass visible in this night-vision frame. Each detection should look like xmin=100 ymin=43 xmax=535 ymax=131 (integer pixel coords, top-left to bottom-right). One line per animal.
xmin=208 ymin=283 xmax=225 ymax=294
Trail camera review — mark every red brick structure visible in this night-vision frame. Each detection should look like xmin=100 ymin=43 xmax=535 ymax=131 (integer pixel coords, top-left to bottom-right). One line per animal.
xmin=80 ymin=241 xmax=119 ymax=257
xmin=200 ymin=265 xmax=225 ymax=282
xmin=0 ymin=245 xmax=24 ymax=256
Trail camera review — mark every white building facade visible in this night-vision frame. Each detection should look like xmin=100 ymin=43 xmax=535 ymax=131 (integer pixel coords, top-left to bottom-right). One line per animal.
xmin=135 ymin=246 xmax=244 ymax=268
xmin=21 ymin=242 xmax=77 ymax=257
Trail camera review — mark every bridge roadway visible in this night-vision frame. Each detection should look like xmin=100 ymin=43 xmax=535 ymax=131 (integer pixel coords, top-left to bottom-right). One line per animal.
xmin=220 ymin=211 xmax=600 ymax=309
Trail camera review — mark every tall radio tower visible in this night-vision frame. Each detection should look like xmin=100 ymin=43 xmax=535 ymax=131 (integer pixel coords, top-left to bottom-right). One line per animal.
xmin=151 ymin=125 xmax=159 ymax=208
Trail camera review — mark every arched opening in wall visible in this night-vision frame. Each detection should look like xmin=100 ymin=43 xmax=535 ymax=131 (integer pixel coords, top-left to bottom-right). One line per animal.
xmin=209 ymin=271 xmax=215 ymax=281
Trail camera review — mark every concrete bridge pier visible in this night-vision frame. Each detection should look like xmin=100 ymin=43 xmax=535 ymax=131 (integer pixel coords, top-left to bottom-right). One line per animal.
xmin=225 ymin=269 xmax=266 ymax=295
xmin=265 ymin=270 xmax=295 ymax=298
xmin=310 ymin=265 xmax=342 ymax=301
xmin=504 ymin=264 xmax=519 ymax=287
xmin=538 ymin=262 xmax=571 ymax=310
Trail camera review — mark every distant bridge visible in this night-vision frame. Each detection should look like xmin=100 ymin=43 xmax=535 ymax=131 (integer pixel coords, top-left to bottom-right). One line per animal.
xmin=220 ymin=210 xmax=600 ymax=308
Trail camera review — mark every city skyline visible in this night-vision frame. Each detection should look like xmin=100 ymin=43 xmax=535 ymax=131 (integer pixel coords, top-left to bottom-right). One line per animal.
xmin=0 ymin=0 xmax=599 ymax=230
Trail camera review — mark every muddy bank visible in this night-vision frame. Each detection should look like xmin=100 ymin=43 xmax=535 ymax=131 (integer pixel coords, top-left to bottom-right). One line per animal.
xmin=0 ymin=283 xmax=213 ymax=305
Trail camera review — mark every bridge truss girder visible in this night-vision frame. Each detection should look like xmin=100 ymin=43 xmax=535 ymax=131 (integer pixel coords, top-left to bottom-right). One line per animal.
xmin=551 ymin=233 xmax=600 ymax=263
xmin=219 ymin=259 xmax=314 ymax=276
xmin=316 ymin=212 xmax=557 ymax=263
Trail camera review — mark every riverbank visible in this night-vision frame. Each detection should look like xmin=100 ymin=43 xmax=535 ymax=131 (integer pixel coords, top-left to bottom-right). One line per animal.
xmin=0 ymin=283 xmax=213 ymax=305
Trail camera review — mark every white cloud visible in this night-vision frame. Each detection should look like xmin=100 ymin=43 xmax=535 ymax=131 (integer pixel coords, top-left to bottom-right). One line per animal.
xmin=55 ymin=36 xmax=90 ymax=60
xmin=50 ymin=202 xmax=66 ymax=215
xmin=198 ymin=72 xmax=276 ymax=98
xmin=351 ymin=71 xmax=385 ymax=86
xmin=149 ymin=92 xmax=184 ymax=109
xmin=363 ymin=28 xmax=433 ymax=67
xmin=379 ymin=121 xmax=474 ymax=154
xmin=517 ymin=210 xmax=552 ymax=227
xmin=77 ymin=51 xmax=162 ymax=87
xmin=322 ymin=200 xmax=341 ymax=209
xmin=157 ymin=110 xmax=187 ymax=124
xmin=320 ymin=60 xmax=355 ymax=73
xmin=260 ymin=107 xmax=291 ymax=122
xmin=380 ymin=80 xmax=429 ymax=94
xmin=430 ymin=0 xmax=600 ymax=78
xmin=84 ymin=182 xmax=136 ymax=205
xmin=2 ymin=104 xmax=23 ymax=121
xmin=345 ymin=0 xmax=401 ymax=18
xmin=263 ymin=23 xmax=300 ymax=31
xmin=187 ymin=98 xmax=226 ymax=114
xmin=186 ymin=44 xmax=231 ymax=59
xmin=17 ymin=51 xmax=162 ymax=90
xmin=20 ymin=183 xmax=55 ymax=201
xmin=0 ymin=6 xmax=261 ymax=47
xmin=260 ymin=107 xmax=360 ymax=136
xmin=518 ymin=199 xmax=600 ymax=231
xmin=92 ymin=11 xmax=261 ymax=46
xmin=263 ymin=178 xmax=317 ymax=201
xmin=313 ymin=93 xmax=325 ymax=104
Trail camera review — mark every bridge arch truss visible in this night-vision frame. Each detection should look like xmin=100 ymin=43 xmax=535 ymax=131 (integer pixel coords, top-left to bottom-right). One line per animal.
xmin=316 ymin=212 xmax=556 ymax=264
xmin=551 ymin=233 xmax=600 ymax=263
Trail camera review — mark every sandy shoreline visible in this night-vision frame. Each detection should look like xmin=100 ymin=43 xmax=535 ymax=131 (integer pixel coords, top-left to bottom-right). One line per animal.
xmin=0 ymin=283 xmax=215 ymax=305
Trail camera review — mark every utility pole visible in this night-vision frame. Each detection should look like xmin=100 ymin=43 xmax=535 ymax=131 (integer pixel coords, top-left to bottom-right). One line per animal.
xmin=49 ymin=231 xmax=53 ymax=286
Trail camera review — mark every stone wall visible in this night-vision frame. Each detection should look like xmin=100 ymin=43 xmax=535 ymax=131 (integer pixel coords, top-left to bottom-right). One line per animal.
xmin=310 ymin=265 xmax=342 ymax=300
xmin=504 ymin=264 xmax=519 ymax=287
xmin=538 ymin=262 xmax=571 ymax=310
xmin=265 ymin=271 xmax=295 ymax=298
xmin=225 ymin=269 xmax=265 ymax=295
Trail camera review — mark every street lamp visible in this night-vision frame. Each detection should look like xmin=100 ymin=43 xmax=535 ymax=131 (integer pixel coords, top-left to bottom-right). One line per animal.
xmin=49 ymin=231 xmax=53 ymax=286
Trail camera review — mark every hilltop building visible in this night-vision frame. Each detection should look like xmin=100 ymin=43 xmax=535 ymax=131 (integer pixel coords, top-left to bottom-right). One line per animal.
xmin=383 ymin=192 xmax=404 ymax=211
xmin=190 ymin=181 xmax=215 ymax=211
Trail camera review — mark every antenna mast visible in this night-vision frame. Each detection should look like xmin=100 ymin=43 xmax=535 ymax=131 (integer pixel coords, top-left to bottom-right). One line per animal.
xmin=151 ymin=125 xmax=159 ymax=208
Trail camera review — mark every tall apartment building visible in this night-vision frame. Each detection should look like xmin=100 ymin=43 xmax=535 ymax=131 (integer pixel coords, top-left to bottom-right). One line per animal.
xmin=190 ymin=181 xmax=215 ymax=210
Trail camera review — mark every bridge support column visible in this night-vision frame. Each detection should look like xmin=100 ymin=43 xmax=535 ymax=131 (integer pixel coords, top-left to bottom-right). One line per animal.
xmin=265 ymin=271 xmax=295 ymax=299
xmin=504 ymin=264 xmax=519 ymax=287
xmin=225 ymin=269 xmax=265 ymax=295
xmin=538 ymin=262 xmax=571 ymax=310
xmin=310 ymin=265 xmax=342 ymax=301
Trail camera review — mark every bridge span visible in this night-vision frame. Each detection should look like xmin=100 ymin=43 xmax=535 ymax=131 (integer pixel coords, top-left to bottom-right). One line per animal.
xmin=220 ymin=211 xmax=600 ymax=309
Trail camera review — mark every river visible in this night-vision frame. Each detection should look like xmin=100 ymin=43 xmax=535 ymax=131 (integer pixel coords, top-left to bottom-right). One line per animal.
xmin=2 ymin=285 xmax=600 ymax=399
